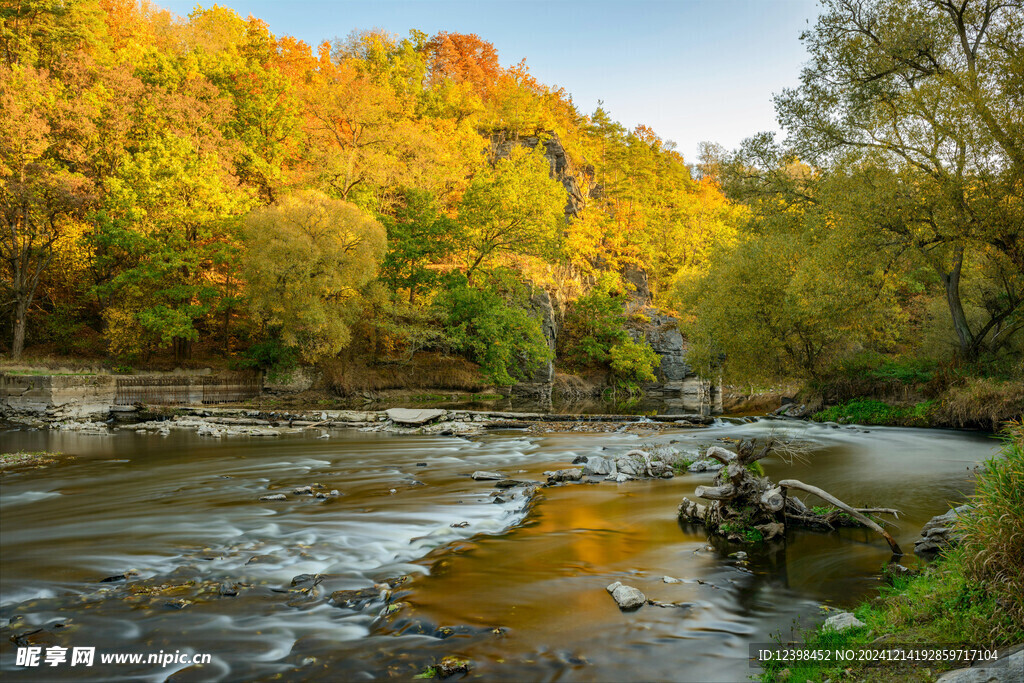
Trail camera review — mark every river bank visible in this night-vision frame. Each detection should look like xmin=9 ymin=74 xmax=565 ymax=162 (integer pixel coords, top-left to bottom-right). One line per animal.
xmin=759 ymin=422 xmax=1024 ymax=683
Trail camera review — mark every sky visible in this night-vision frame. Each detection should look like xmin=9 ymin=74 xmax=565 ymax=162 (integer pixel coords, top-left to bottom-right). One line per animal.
xmin=156 ymin=0 xmax=823 ymax=164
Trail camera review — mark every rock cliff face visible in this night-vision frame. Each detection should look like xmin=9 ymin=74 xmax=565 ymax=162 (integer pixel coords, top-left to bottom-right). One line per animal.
xmin=491 ymin=130 xmax=719 ymax=410
xmin=511 ymin=288 xmax=557 ymax=400
xmin=491 ymin=131 xmax=591 ymax=219
xmin=631 ymin=311 xmax=722 ymax=412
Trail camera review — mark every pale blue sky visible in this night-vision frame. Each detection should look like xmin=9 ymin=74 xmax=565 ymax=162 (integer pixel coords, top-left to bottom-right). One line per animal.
xmin=157 ymin=0 xmax=822 ymax=163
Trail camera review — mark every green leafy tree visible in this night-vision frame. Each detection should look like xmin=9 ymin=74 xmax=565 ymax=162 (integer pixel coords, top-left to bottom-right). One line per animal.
xmin=774 ymin=0 xmax=1024 ymax=360
xmin=458 ymin=144 xmax=565 ymax=280
xmin=242 ymin=191 xmax=385 ymax=361
xmin=378 ymin=188 xmax=462 ymax=303
xmin=435 ymin=276 xmax=551 ymax=386
xmin=609 ymin=337 xmax=660 ymax=390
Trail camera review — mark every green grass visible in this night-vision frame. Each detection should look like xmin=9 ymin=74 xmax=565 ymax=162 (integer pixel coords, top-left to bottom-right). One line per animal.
xmin=719 ymin=522 xmax=764 ymax=543
xmin=812 ymin=398 xmax=937 ymax=426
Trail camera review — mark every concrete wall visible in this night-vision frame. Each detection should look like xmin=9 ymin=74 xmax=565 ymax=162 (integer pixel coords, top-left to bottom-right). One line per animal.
xmin=1 ymin=374 xmax=117 ymax=419
xmin=1 ymin=372 xmax=262 ymax=420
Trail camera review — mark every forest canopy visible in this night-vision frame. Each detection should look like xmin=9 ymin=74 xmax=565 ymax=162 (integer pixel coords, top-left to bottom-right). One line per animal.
xmin=1 ymin=0 xmax=1020 ymax=393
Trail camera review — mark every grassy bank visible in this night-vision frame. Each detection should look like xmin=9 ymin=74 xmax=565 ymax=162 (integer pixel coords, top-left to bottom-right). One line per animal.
xmin=761 ymin=422 xmax=1024 ymax=682
xmin=809 ymin=377 xmax=1023 ymax=430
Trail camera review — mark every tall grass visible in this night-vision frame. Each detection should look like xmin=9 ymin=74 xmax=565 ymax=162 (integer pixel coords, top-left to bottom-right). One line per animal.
xmin=933 ymin=378 xmax=1024 ymax=430
xmin=957 ymin=420 xmax=1024 ymax=635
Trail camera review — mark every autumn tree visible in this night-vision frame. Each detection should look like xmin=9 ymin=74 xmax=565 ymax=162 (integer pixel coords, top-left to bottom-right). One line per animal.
xmin=775 ymin=0 xmax=1024 ymax=360
xmin=1 ymin=63 xmax=93 ymax=358
xmin=458 ymin=144 xmax=566 ymax=280
xmin=96 ymin=133 xmax=248 ymax=361
xmin=672 ymin=195 xmax=903 ymax=382
xmin=242 ymin=191 xmax=385 ymax=361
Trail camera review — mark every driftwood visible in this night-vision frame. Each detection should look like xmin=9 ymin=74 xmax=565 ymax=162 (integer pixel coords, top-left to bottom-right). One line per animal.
xmin=678 ymin=439 xmax=902 ymax=555
xmin=778 ymin=480 xmax=902 ymax=555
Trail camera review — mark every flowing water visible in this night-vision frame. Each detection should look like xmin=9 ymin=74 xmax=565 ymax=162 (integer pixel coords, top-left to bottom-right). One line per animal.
xmin=0 ymin=419 xmax=997 ymax=682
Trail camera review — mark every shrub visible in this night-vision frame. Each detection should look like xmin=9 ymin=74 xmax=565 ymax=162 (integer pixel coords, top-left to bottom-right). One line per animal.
xmin=233 ymin=339 xmax=299 ymax=381
xmin=608 ymin=337 xmax=660 ymax=390
xmin=557 ymin=274 xmax=630 ymax=367
xmin=811 ymin=398 xmax=936 ymax=426
xmin=435 ymin=279 xmax=551 ymax=386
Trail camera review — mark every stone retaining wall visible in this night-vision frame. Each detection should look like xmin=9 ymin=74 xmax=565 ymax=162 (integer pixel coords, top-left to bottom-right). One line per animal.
xmin=1 ymin=372 xmax=262 ymax=420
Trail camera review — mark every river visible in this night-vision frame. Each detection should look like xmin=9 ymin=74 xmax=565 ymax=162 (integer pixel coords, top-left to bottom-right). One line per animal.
xmin=0 ymin=419 xmax=996 ymax=682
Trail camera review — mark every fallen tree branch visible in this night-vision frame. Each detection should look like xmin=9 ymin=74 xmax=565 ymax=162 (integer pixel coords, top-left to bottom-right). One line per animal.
xmin=779 ymin=479 xmax=903 ymax=556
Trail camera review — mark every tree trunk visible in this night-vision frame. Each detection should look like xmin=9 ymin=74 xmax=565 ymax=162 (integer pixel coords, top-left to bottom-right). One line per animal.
xmin=940 ymin=248 xmax=977 ymax=360
xmin=778 ymin=479 xmax=903 ymax=555
xmin=11 ymin=296 xmax=29 ymax=359
xmin=173 ymin=337 xmax=192 ymax=364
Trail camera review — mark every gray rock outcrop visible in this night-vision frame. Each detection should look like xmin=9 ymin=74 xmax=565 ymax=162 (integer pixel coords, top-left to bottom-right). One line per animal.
xmin=915 ymin=505 xmax=971 ymax=555
xmin=512 ymin=288 xmax=557 ymax=401
xmin=937 ymin=648 xmax=1023 ymax=683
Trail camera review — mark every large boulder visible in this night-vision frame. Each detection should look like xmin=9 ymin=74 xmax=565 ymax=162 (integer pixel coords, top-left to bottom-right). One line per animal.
xmin=582 ymin=456 xmax=612 ymax=476
xmin=915 ymin=505 xmax=971 ymax=556
xmin=937 ymin=647 xmax=1023 ymax=683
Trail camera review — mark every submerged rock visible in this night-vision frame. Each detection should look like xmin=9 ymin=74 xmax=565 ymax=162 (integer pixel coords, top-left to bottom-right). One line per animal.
xmin=495 ymin=479 xmax=534 ymax=488
xmin=258 ymin=493 xmax=287 ymax=501
xmin=330 ymin=586 xmax=385 ymax=609
xmin=436 ymin=656 xmax=471 ymax=678
xmin=606 ymin=581 xmax=646 ymax=610
xmin=471 ymin=471 xmax=504 ymax=481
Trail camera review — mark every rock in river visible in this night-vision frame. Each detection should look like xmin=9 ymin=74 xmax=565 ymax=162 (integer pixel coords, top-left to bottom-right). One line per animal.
xmin=258 ymin=494 xmax=287 ymax=501
xmin=606 ymin=581 xmax=646 ymax=610
xmin=471 ymin=471 xmax=505 ymax=481
xmin=545 ymin=468 xmax=583 ymax=483
xmin=385 ymin=408 xmax=446 ymax=425
xmin=582 ymin=456 xmax=612 ymax=476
